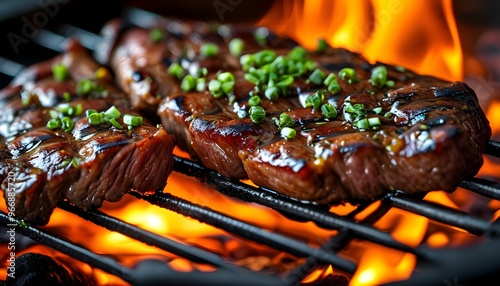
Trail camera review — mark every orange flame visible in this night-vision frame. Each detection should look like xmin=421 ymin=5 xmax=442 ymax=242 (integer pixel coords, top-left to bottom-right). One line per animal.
xmin=258 ymin=0 xmax=463 ymax=81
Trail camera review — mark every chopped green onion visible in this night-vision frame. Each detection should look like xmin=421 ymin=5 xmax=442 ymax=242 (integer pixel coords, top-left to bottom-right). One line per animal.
xmin=345 ymin=103 xmax=365 ymax=113
xmin=61 ymin=116 xmax=74 ymax=132
xmin=316 ymin=39 xmax=327 ymax=53
xmin=123 ymin=114 xmax=143 ymax=127
xmin=323 ymin=73 xmax=337 ymax=86
xmin=240 ymin=54 xmax=255 ymax=71
xmin=52 ymin=64 xmax=69 ymax=82
xmin=386 ymin=80 xmax=395 ymax=87
xmin=200 ymin=43 xmax=219 ymax=58
xmin=88 ymin=112 xmax=103 ymax=125
xmin=249 ymin=106 xmax=266 ymax=123
xmin=370 ymin=66 xmax=388 ymax=88
xmin=248 ymin=95 xmax=261 ymax=106
xmin=281 ymin=127 xmax=296 ymax=139
xmin=109 ymin=118 xmax=123 ymax=129
xmin=354 ymin=118 xmax=369 ymax=129
xmin=253 ymin=27 xmax=269 ymax=46
xmin=328 ymin=82 xmax=341 ymax=94
xmin=63 ymin=92 xmax=71 ymax=101
xmin=305 ymin=90 xmax=325 ymax=109
xmin=244 ymin=73 xmax=260 ymax=85
xmin=217 ymin=72 xmax=235 ymax=83
xmin=373 ymin=107 xmax=383 ymax=114
xmin=196 ymin=78 xmax=206 ymax=92
xmin=275 ymin=75 xmax=294 ymax=88
xmin=85 ymin=109 xmax=97 ymax=117
xmin=104 ymin=106 xmax=121 ymax=120
xmin=46 ymin=118 xmax=60 ymax=130
xmin=167 ymin=63 xmax=186 ymax=80
xmin=208 ymin=79 xmax=223 ymax=98
xmin=196 ymin=67 xmax=208 ymax=78
xmin=181 ymin=74 xmax=196 ymax=91
xmin=49 ymin=110 xmax=59 ymax=119
xmin=265 ymin=86 xmax=279 ymax=101
xmin=321 ymin=103 xmax=337 ymax=119
xmin=288 ymin=46 xmax=307 ymax=62
xmin=76 ymin=79 xmax=97 ymax=96
xmin=229 ymin=38 xmax=245 ymax=57
xmin=384 ymin=112 xmax=393 ymax=118
xmin=70 ymin=158 xmax=80 ymax=168
xmin=277 ymin=113 xmax=294 ymax=128
xmin=368 ymin=117 xmax=381 ymax=127
xmin=149 ymin=28 xmax=165 ymax=43
xmin=308 ymin=68 xmax=326 ymax=85
xmin=254 ymin=50 xmax=276 ymax=66
xmin=221 ymin=81 xmax=235 ymax=94
xmin=339 ymin=68 xmax=357 ymax=84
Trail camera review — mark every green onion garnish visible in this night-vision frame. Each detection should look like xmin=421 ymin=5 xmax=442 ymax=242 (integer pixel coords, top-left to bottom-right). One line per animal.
xmin=104 ymin=106 xmax=121 ymax=120
xmin=167 ymin=63 xmax=186 ymax=80
xmin=373 ymin=107 xmax=383 ymax=114
xmin=52 ymin=64 xmax=69 ymax=82
xmin=281 ymin=127 xmax=296 ymax=139
xmin=265 ymin=86 xmax=279 ymax=101
xmin=123 ymin=114 xmax=143 ymax=127
xmin=200 ymin=43 xmax=219 ymax=58
xmin=208 ymin=79 xmax=223 ymax=98
xmin=46 ymin=118 xmax=60 ymax=130
xmin=61 ymin=116 xmax=74 ymax=132
xmin=229 ymin=38 xmax=245 ymax=57
xmin=254 ymin=50 xmax=276 ymax=66
xmin=248 ymin=95 xmax=261 ymax=106
xmin=354 ymin=118 xmax=369 ymax=129
xmin=63 ymin=92 xmax=71 ymax=101
xmin=149 ymin=28 xmax=165 ymax=43
xmin=305 ymin=90 xmax=325 ymax=109
xmin=321 ymin=103 xmax=337 ymax=119
xmin=277 ymin=113 xmax=294 ymax=128
xmin=109 ymin=118 xmax=123 ymax=129
xmin=316 ymin=39 xmax=327 ymax=53
xmin=181 ymin=74 xmax=196 ymax=91
xmin=339 ymin=68 xmax=357 ymax=84
xmin=88 ymin=112 xmax=103 ymax=125
xmin=288 ymin=46 xmax=307 ymax=62
xmin=75 ymin=79 xmax=97 ymax=96
xmin=249 ymin=106 xmax=266 ymax=124
xmin=196 ymin=78 xmax=206 ymax=92
xmin=368 ymin=117 xmax=381 ymax=127
xmin=370 ymin=65 xmax=388 ymax=88
xmin=308 ymin=68 xmax=326 ymax=85
xmin=217 ymin=72 xmax=235 ymax=83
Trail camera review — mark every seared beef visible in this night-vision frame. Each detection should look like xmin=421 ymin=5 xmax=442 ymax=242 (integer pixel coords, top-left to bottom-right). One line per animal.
xmin=0 ymin=41 xmax=174 ymax=225
xmin=103 ymin=20 xmax=491 ymax=204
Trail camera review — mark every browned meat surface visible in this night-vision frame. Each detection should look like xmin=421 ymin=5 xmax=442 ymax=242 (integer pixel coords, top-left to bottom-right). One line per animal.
xmin=0 ymin=41 xmax=175 ymax=225
xmin=102 ymin=20 xmax=491 ymax=204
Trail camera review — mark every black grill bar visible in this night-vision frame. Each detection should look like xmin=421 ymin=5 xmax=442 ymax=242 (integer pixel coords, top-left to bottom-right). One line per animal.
xmin=485 ymin=139 xmax=500 ymax=157
xmin=285 ymin=196 xmax=394 ymax=284
xmin=57 ymin=201 xmax=246 ymax=272
xmin=385 ymin=192 xmax=492 ymax=236
xmin=459 ymin=177 xmax=500 ymax=200
xmin=0 ymin=211 xmax=135 ymax=284
xmin=131 ymin=191 xmax=358 ymax=274
xmin=172 ymin=156 xmax=431 ymax=259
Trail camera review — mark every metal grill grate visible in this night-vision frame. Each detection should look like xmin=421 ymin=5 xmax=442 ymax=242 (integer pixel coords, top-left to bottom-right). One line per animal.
xmin=1 ymin=7 xmax=500 ymax=285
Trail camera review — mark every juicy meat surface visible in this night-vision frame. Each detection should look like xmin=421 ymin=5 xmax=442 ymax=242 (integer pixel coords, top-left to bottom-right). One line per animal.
xmin=0 ymin=41 xmax=175 ymax=225
xmin=102 ymin=19 xmax=491 ymax=204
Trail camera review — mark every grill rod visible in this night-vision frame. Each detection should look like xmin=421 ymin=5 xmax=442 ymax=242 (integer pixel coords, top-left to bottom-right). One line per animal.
xmin=0 ymin=210 xmax=287 ymax=286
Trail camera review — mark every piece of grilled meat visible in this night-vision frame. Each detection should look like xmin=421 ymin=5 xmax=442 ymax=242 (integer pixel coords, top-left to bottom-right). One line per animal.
xmin=102 ymin=20 xmax=491 ymax=204
xmin=0 ymin=41 xmax=174 ymax=225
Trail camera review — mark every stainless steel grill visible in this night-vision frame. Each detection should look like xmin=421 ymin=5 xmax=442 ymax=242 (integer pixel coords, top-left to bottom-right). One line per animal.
xmin=1 ymin=5 xmax=500 ymax=286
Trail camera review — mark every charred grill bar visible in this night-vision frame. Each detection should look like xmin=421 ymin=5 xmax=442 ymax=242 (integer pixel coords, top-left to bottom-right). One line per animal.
xmin=1 ymin=6 xmax=500 ymax=286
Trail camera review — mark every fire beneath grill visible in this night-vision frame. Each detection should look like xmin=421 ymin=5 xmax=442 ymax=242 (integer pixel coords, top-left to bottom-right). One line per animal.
xmin=1 ymin=1 xmax=500 ymax=285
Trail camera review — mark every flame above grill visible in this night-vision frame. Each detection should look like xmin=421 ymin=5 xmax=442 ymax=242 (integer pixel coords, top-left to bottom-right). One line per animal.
xmin=258 ymin=0 xmax=463 ymax=82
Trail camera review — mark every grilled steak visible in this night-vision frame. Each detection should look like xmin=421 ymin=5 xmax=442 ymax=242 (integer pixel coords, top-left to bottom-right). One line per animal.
xmin=102 ymin=20 xmax=491 ymax=204
xmin=0 ymin=41 xmax=175 ymax=225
